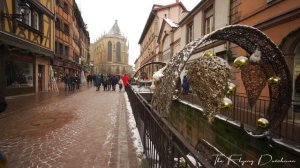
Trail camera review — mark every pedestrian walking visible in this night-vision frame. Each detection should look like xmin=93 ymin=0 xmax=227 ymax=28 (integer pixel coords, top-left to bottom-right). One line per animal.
xmin=102 ymin=76 xmax=108 ymax=91
xmin=118 ymin=78 xmax=123 ymax=92
xmin=182 ymin=75 xmax=190 ymax=95
xmin=64 ymin=74 xmax=69 ymax=91
xmin=0 ymin=88 xmax=7 ymax=113
xmin=122 ymin=74 xmax=129 ymax=91
xmin=107 ymin=75 xmax=112 ymax=91
xmin=0 ymin=150 xmax=7 ymax=168
xmin=111 ymin=75 xmax=118 ymax=91
xmin=67 ymin=74 xmax=72 ymax=91
xmin=95 ymin=74 xmax=101 ymax=91
xmin=75 ymin=74 xmax=81 ymax=90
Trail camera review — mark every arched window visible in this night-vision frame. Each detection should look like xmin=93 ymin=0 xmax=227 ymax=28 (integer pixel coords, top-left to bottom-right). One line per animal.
xmin=116 ymin=42 xmax=121 ymax=62
xmin=108 ymin=41 xmax=112 ymax=61
xmin=116 ymin=66 xmax=120 ymax=74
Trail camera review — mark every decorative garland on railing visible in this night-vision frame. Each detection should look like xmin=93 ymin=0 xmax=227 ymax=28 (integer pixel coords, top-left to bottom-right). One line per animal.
xmin=151 ymin=24 xmax=292 ymax=137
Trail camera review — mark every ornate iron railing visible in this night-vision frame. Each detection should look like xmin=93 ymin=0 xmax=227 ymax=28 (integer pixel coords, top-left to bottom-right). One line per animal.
xmin=126 ymin=85 xmax=214 ymax=168
xmin=180 ymin=93 xmax=300 ymax=142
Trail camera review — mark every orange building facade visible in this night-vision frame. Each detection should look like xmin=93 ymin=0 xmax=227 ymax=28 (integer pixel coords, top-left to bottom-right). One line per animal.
xmin=52 ymin=0 xmax=89 ymax=81
xmin=230 ymin=0 xmax=300 ymax=110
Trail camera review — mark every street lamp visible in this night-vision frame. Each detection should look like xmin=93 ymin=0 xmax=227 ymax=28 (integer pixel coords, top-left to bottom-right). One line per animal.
xmin=0 ymin=0 xmax=30 ymax=20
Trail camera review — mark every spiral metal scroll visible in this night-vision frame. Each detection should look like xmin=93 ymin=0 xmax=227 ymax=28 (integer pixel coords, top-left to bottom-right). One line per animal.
xmin=151 ymin=24 xmax=292 ymax=137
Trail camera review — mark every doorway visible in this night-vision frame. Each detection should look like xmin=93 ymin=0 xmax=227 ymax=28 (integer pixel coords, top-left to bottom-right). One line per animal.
xmin=38 ymin=65 xmax=44 ymax=92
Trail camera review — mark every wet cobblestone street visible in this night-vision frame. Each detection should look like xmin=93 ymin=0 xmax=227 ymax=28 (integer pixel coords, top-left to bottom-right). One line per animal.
xmin=0 ymin=86 xmax=141 ymax=168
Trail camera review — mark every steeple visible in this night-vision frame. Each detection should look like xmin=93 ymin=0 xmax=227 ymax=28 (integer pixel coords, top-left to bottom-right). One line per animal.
xmin=108 ymin=20 xmax=121 ymax=35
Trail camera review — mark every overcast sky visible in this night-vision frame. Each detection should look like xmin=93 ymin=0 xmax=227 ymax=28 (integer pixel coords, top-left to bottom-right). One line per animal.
xmin=75 ymin=0 xmax=200 ymax=66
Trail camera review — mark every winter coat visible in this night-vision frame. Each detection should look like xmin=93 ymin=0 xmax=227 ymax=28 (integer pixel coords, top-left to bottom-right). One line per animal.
xmin=95 ymin=75 xmax=102 ymax=87
xmin=0 ymin=89 xmax=7 ymax=113
xmin=182 ymin=76 xmax=190 ymax=92
xmin=122 ymin=74 xmax=129 ymax=87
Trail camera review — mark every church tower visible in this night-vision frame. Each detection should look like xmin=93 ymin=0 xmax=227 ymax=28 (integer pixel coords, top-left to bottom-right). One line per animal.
xmin=90 ymin=20 xmax=131 ymax=75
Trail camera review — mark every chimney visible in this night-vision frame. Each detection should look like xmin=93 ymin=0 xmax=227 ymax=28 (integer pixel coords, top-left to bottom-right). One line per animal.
xmin=176 ymin=0 xmax=179 ymax=3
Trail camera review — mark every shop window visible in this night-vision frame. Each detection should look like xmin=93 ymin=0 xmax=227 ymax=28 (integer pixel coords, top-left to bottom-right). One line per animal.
xmin=5 ymin=60 xmax=34 ymax=88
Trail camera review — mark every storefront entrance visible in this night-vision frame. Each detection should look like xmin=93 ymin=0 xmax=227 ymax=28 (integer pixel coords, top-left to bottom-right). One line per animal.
xmin=38 ymin=65 xmax=44 ymax=92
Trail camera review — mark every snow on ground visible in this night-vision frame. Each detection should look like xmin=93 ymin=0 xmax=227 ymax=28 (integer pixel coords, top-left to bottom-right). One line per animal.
xmin=131 ymin=85 xmax=151 ymax=93
xmin=124 ymin=93 xmax=144 ymax=160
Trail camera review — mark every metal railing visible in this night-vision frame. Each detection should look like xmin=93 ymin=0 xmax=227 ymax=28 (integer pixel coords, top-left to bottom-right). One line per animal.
xmin=126 ymin=86 xmax=214 ymax=168
xmin=180 ymin=93 xmax=300 ymax=142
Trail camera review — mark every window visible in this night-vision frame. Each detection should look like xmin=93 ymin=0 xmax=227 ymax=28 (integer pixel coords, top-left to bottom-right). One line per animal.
xmin=59 ymin=43 xmax=63 ymax=55
xmin=64 ymin=45 xmax=69 ymax=57
xmin=23 ymin=8 xmax=32 ymax=26
xmin=55 ymin=18 xmax=61 ymax=30
xmin=116 ymin=42 xmax=121 ymax=62
xmin=56 ymin=0 xmax=60 ymax=6
xmin=5 ymin=60 xmax=34 ymax=88
xmin=15 ymin=0 xmax=24 ymax=21
xmin=186 ymin=22 xmax=194 ymax=43
xmin=63 ymin=2 xmax=69 ymax=13
xmin=32 ymin=11 xmax=39 ymax=30
xmin=108 ymin=41 xmax=112 ymax=61
xmin=15 ymin=0 xmax=43 ymax=31
xmin=116 ymin=67 xmax=120 ymax=74
xmin=55 ymin=41 xmax=58 ymax=54
xmin=64 ymin=23 xmax=69 ymax=35
xmin=204 ymin=6 xmax=214 ymax=35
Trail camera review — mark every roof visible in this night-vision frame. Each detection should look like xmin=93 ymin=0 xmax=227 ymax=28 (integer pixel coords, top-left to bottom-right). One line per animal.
xmin=108 ymin=20 xmax=121 ymax=36
xmin=164 ymin=18 xmax=178 ymax=28
xmin=138 ymin=2 xmax=187 ymax=44
xmin=157 ymin=18 xmax=178 ymax=43
xmin=179 ymin=0 xmax=208 ymax=25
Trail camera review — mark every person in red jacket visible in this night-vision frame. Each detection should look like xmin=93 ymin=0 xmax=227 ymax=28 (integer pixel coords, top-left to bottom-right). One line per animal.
xmin=122 ymin=74 xmax=129 ymax=91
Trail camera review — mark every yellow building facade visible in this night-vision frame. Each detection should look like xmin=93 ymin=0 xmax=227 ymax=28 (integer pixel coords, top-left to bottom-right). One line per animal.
xmin=91 ymin=21 xmax=130 ymax=75
xmin=0 ymin=0 xmax=55 ymax=96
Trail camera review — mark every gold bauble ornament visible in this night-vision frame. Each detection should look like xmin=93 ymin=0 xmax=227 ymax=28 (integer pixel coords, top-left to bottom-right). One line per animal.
xmin=221 ymin=97 xmax=233 ymax=109
xmin=226 ymin=83 xmax=236 ymax=95
xmin=268 ymin=76 xmax=281 ymax=86
xmin=203 ymin=50 xmax=213 ymax=57
xmin=233 ymin=56 xmax=248 ymax=68
xmin=172 ymin=95 xmax=178 ymax=100
xmin=257 ymin=118 xmax=269 ymax=128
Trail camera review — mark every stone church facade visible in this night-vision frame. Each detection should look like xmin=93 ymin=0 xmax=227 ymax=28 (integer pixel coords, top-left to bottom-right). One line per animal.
xmin=90 ymin=20 xmax=131 ymax=75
